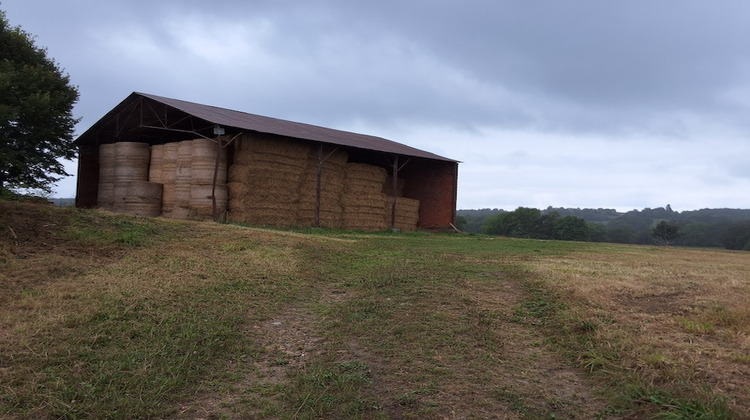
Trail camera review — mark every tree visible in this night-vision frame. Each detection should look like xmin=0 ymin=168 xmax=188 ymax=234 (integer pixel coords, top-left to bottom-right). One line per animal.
xmin=553 ymin=215 xmax=589 ymax=241
xmin=652 ymin=220 xmax=680 ymax=245
xmin=0 ymin=9 xmax=79 ymax=194
xmin=720 ymin=222 xmax=750 ymax=251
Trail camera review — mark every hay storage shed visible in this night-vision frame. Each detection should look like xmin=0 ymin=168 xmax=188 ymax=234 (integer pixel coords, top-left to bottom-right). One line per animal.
xmin=75 ymin=92 xmax=459 ymax=230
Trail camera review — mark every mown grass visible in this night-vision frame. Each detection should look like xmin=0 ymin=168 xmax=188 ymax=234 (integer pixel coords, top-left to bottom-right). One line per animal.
xmin=2 ymin=202 xmax=748 ymax=419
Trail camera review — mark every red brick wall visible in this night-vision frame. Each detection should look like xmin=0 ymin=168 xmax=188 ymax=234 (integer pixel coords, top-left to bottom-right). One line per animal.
xmin=401 ymin=159 xmax=458 ymax=228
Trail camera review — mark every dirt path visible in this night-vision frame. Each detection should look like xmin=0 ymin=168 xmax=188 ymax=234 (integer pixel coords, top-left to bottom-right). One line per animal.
xmin=172 ymin=270 xmax=611 ymax=419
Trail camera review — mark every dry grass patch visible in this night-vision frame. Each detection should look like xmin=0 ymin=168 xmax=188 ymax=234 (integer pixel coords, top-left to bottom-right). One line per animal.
xmin=531 ymin=245 xmax=750 ymax=417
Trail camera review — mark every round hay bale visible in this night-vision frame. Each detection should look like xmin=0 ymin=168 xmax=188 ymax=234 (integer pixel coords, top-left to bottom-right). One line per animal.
xmin=191 ymin=138 xmax=228 ymax=185
xmin=165 ymin=205 xmax=191 ymax=220
xmin=99 ymin=144 xmax=116 ymax=183
xmin=190 ymin=184 xmax=228 ymax=206
xmin=113 ymin=142 xmax=150 ymax=182
xmin=176 ymin=141 xmax=192 ymax=183
xmin=97 ymin=181 xmax=114 ymax=209
xmin=121 ymin=181 xmax=162 ymax=217
xmin=174 ymin=182 xmax=191 ymax=207
xmin=149 ymin=145 xmax=165 ymax=183
xmin=112 ymin=183 xmax=128 ymax=213
xmin=162 ymin=143 xmax=179 ymax=183
xmin=161 ymin=183 xmax=175 ymax=213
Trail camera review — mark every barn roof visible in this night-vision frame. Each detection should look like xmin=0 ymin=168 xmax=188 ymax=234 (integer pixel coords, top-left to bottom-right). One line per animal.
xmin=76 ymin=92 xmax=457 ymax=163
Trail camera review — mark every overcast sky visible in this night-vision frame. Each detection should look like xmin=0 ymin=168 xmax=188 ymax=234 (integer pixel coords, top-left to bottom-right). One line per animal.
xmin=4 ymin=0 xmax=750 ymax=211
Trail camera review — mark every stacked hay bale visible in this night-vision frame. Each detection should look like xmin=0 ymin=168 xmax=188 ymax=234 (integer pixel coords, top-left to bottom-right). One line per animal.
xmin=295 ymin=148 xmax=348 ymax=228
xmin=189 ymin=138 xmax=228 ymax=220
xmin=224 ymin=135 xmax=420 ymax=231
xmin=385 ymin=196 xmax=420 ymax=231
xmin=120 ymin=181 xmax=163 ymax=217
xmin=227 ymin=134 xmax=311 ymax=227
xmin=159 ymin=143 xmax=179 ymax=217
xmin=169 ymin=140 xmax=193 ymax=219
xmin=342 ymin=163 xmax=389 ymax=231
xmin=96 ymin=143 xmax=116 ymax=209
xmin=111 ymin=142 xmax=153 ymax=213
xmin=148 ymin=144 xmax=165 ymax=184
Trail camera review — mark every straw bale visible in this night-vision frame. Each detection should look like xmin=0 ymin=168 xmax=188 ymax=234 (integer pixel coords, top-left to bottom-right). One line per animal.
xmin=235 ymin=134 xmax=313 ymax=161
xmin=99 ymin=144 xmax=116 ymax=182
xmin=112 ymin=183 xmax=128 ymax=213
xmin=113 ymin=142 xmax=150 ymax=182
xmin=175 ymin=141 xmax=192 ymax=183
xmin=122 ymin=181 xmax=163 ymax=201
xmin=163 ymin=142 xmax=179 ymax=161
xmin=173 ymin=182 xmax=191 ymax=207
xmin=149 ymin=145 xmax=165 ymax=184
xmin=228 ymin=164 xmax=304 ymax=184
xmin=344 ymin=179 xmax=386 ymax=195
xmin=191 ymin=138 xmax=228 ymax=185
xmin=190 ymin=185 xmax=228 ymax=220
xmin=345 ymin=163 xmax=387 ymax=182
xmin=119 ymin=181 xmax=163 ymax=217
xmin=343 ymin=191 xmax=388 ymax=207
xmin=190 ymin=184 xmax=228 ymax=205
xmin=97 ymin=181 xmax=114 ymax=209
xmin=164 ymin=206 xmax=191 ymax=220
xmin=383 ymin=196 xmax=420 ymax=231
xmin=160 ymin=143 xmax=178 ymax=183
xmin=237 ymin=153 xmax=311 ymax=170
xmin=161 ymin=162 xmax=177 ymax=184
xmin=161 ymin=184 xmax=175 ymax=212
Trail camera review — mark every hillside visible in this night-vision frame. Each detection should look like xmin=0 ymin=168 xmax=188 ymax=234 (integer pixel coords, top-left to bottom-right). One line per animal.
xmin=458 ymin=206 xmax=750 ymax=248
xmin=2 ymin=200 xmax=749 ymax=419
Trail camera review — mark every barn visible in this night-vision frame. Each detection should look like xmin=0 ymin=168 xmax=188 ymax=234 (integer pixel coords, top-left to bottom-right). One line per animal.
xmin=74 ymin=92 xmax=459 ymax=231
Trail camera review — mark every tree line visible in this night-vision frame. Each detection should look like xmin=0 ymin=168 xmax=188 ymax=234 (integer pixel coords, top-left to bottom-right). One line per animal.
xmin=457 ymin=205 xmax=750 ymax=251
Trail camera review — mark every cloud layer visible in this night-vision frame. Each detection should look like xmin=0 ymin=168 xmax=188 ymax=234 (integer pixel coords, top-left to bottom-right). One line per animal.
xmin=4 ymin=0 xmax=750 ymax=210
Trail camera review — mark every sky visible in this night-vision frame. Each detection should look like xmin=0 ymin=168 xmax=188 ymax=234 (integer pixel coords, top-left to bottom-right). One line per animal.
xmin=3 ymin=0 xmax=750 ymax=211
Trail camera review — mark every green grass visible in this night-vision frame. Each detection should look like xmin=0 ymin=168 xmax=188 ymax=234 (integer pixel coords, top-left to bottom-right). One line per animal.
xmin=1 ymin=203 xmax=746 ymax=419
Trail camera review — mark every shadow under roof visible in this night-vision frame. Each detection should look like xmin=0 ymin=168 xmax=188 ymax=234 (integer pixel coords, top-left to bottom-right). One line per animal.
xmin=76 ymin=92 xmax=457 ymax=163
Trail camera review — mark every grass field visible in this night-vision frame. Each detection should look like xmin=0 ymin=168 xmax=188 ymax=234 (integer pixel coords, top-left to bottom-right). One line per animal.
xmin=1 ymin=200 xmax=748 ymax=419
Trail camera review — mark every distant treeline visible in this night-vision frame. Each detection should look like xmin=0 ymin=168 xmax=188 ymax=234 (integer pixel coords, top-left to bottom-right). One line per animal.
xmin=457 ymin=205 xmax=750 ymax=251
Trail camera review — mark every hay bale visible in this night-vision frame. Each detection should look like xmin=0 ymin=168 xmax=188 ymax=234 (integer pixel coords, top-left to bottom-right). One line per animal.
xmin=234 ymin=133 xmax=313 ymax=162
xmin=191 ymin=138 xmax=227 ymax=185
xmin=161 ymin=143 xmax=179 ymax=184
xmin=149 ymin=144 xmax=165 ymax=184
xmin=175 ymin=140 xmax=192 ymax=184
xmin=97 ymin=182 xmax=115 ymax=209
xmin=384 ymin=196 xmax=420 ymax=231
xmin=121 ymin=181 xmax=163 ymax=217
xmin=99 ymin=144 xmax=116 ymax=182
xmin=113 ymin=142 xmax=150 ymax=182
xmin=189 ymin=184 xmax=228 ymax=220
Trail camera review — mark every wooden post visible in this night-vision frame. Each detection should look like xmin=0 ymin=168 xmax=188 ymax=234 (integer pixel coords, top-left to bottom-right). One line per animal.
xmin=315 ymin=144 xmax=323 ymax=228
xmin=391 ymin=156 xmax=398 ymax=229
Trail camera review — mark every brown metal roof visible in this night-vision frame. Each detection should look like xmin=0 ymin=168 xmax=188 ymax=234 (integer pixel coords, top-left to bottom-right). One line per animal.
xmin=77 ymin=92 xmax=457 ymax=163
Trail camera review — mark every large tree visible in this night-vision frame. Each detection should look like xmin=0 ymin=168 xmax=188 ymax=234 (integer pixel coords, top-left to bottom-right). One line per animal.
xmin=0 ymin=9 xmax=79 ymax=194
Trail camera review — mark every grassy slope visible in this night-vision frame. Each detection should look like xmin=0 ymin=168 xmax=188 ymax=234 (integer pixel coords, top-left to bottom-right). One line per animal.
xmin=1 ymin=201 xmax=748 ymax=419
